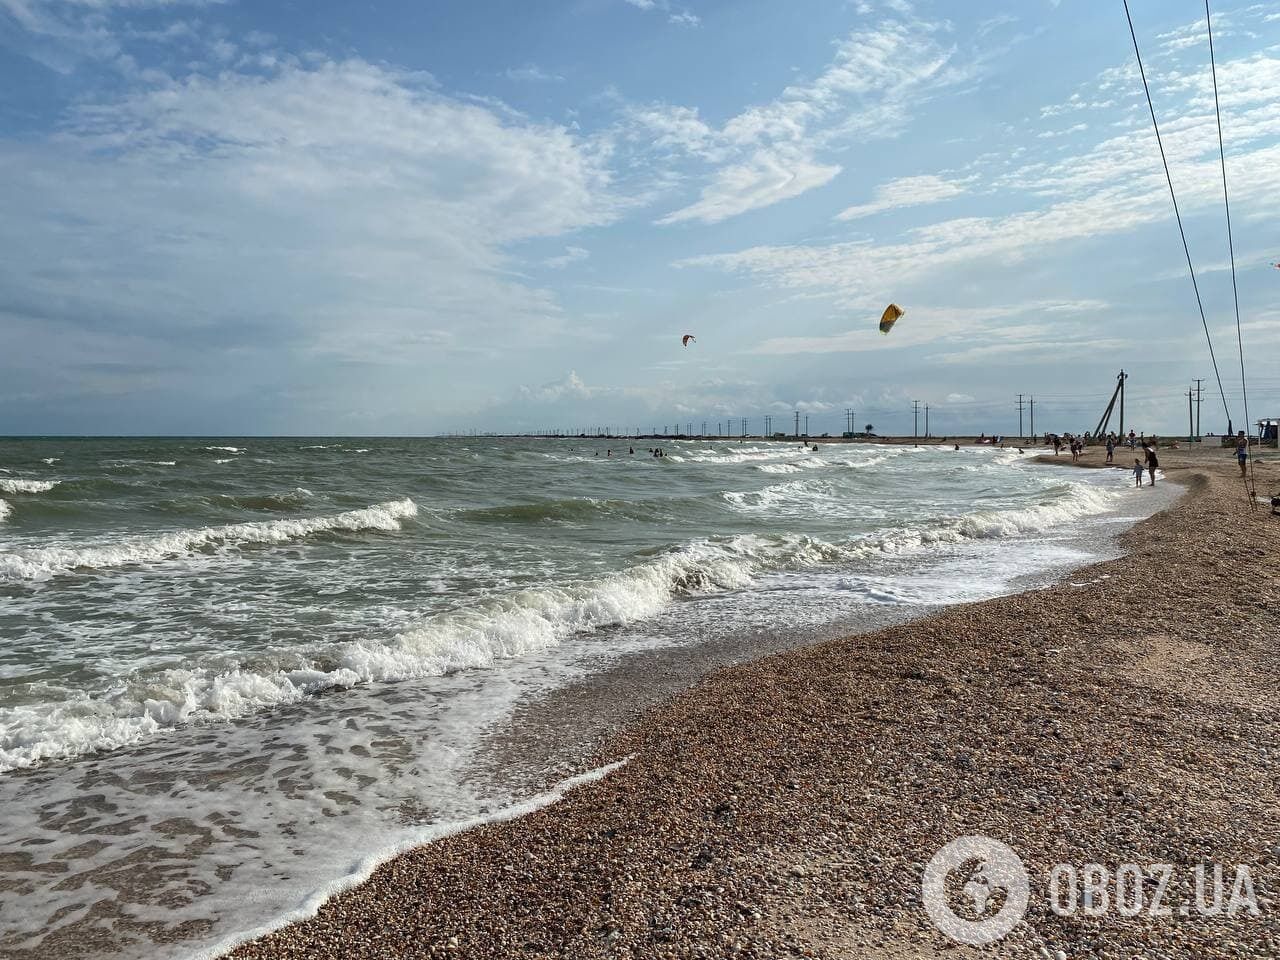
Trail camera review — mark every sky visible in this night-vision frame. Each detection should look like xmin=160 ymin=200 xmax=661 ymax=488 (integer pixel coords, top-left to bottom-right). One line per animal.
xmin=0 ymin=0 xmax=1277 ymax=437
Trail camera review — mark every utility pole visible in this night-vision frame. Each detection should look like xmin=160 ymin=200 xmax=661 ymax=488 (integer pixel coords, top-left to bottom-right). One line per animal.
xmin=924 ymin=404 xmax=930 ymax=438
xmin=1188 ymin=387 xmax=1195 ymax=443
xmin=1029 ymin=396 xmax=1035 ymax=440
xmin=912 ymin=400 xmax=921 ymax=439
xmin=701 ymin=421 xmax=707 ymax=436
xmin=1194 ymin=378 xmax=1204 ymax=440
xmin=741 ymin=418 xmax=749 ymax=437
xmin=804 ymin=414 xmax=809 ymax=436
xmin=1118 ymin=370 xmax=1127 ymax=438
xmin=764 ymin=414 xmax=773 ymax=436
xmin=794 ymin=410 xmax=800 ymax=437
xmin=1017 ymin=394 xmax=1025 ymax=439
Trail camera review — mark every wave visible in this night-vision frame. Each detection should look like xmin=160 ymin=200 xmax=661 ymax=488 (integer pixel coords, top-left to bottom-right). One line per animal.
xmin=205 ymin=446 xmax=243 ymax=453
xmin=0 ymin=530 xmax=848 ymax=770
xmin=0 ymin=473 xmax=1130 ymax=770
xmin=215 ymin=489 xmax=315 ymax=511
xmin=754 ymin=462 xmax=803 ymax=474
xmin=42 ymin=458 xmax=60 ymax=465
xmin=0 ymin=499 xmax=9 ymax=522
xmin=0 ymin=498 xmax=418 ymax=583
xmin=458 ymin=496 xmax=671 ymax=525
xmin=0 ymin=478 xmax=59 ymax=494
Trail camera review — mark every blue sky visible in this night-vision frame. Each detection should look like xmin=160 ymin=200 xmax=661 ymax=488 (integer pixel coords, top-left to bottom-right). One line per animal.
xmin=1 ymin=0 xmax=1277 ymax=436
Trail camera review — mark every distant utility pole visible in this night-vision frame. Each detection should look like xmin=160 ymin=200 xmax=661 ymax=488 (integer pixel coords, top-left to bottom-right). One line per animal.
xmin=1017 ymin=394 xmax=1025 ymax=439
xmin=741 ymin=418 xmax=749 ymax=437
xmin=794 ymin=410 xmax=800 ymax=437
xmin=924 ymin=404 xmax=930 ymax=438
xmin=844 ymin=408 xmax=853 ymax=434
xmin=804 ymin=415 xmax=809 ymax=435
xmin=1029 ymin=396 xmax=1035 ymax=440
xmin=1187 ymin=387 xmax=1195 ymax=443
xmin=912 ymin=400 xmax=921 ymax=439
xmin=701 ymin=421 xmax=707 ymax=436
xmin=764 ymin=414 xmax=773 ymax=436
xmin=1194 ymin=378 xmax=1204 ymax=440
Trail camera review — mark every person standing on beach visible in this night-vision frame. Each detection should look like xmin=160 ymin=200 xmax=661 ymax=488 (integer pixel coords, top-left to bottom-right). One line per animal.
xmin=1236 ymin=434 xmax=1249 ymax=476
xmin=1105 ymin=437 xmax=1115 ymax=464
xmin=1133 ymin=458 xmax=1144 ymax=486
xmin=1144 ymin=443 xmax=1159 ymax=486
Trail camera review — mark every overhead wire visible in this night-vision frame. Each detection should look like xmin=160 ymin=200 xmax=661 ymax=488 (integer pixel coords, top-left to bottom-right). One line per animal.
xmin=1204 ymin=0 xmax=1257 ymax=500
xmin=1120 ymin=0 xmax=1232 ymax=425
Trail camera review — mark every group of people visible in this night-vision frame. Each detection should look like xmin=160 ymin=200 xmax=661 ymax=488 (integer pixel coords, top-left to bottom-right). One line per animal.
xmin=1047 ymin=433 xmax=1087 ymax=461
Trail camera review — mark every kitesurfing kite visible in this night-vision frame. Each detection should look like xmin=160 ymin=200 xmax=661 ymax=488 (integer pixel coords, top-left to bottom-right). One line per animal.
xmin=878 ymin=303 xmax=904 ymax=335
xmin=682 ymin=334 xmax=696 ymax=346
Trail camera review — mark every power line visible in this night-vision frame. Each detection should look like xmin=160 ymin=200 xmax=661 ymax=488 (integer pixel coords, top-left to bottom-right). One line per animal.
xmin=1205 ymin=0 xmax=1256 ymax=497
xmin=1122 ymin=0 xmax=1232 ymax=427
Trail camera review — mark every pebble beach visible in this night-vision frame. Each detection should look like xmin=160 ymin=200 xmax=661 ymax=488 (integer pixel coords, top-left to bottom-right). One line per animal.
xmin=226 ymin=446 xmax=1279 ymax=960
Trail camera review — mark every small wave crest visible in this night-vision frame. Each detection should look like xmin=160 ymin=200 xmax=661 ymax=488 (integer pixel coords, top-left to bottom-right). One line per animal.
xmin=0 ymin=498 xmax=418 ymax=582
xmin=0 ymin=478 xmax=59 ymax=494
xmin=0 ymin=499 xmax=10 ymax=522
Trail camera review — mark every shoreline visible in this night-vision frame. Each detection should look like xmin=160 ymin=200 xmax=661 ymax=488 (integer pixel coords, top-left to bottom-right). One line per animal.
xmin=226 ymin=448 xmax=1278 ymax=959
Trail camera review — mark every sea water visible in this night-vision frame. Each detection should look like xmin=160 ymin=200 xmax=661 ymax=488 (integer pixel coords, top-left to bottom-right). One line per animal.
xmin=0 ymin=437 xmax=1165 ymax=958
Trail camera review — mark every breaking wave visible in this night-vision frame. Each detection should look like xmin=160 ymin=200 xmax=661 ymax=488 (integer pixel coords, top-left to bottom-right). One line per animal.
xmin=0 ymin=476 xmax=1125 ymax=770
xmin=0 ymin=478 xmax=59 ymax=494
xmin=0 ymin=499 xmax=418 ymax=583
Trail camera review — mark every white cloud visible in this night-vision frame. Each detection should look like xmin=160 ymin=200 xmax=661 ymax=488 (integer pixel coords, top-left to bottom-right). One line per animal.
xmin=748 ymin=301 xmax=1105 ymax=355
xmin=505 ymin=63 xmax=563 ymax=83
xmin=0 ymin=57 xmax=620 ymax=371
xmin=1037 ymin=122 xmax=1088 ymax=139
xmin=544 ymin=245 xmax=590 ymax=268
xmin=643 ymin=16 xmax=966 ymax=225
xmin=657 ymin=148 xmax=841 ymax=225
xmin=835 ymin=173 xmax=968 ymax=221
xmin=668 ymin=11 xmax=699 ymax=26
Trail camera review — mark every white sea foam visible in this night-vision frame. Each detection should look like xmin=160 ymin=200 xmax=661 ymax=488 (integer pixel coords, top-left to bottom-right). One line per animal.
xmin=205 ymin=446 xmax=242 ymax=453
xmin=0 ymin=500 xmax=10 ymax=522
xmin=0 ymin=529 xmax=845 ymax=769
xmin=0 ymin=478 xmax=58 ymax=494
xmin=212 ymin=458 xmax=233 ymax=464
xmin=41 ymin=458 xmax=60 ymax=465
xmin=0 ymin=498 xmax=419 ymax=584
xmin=192 ymin=757 xmax=630 ymax=960
xmin=0 ymin=475 xmax=1128 ymax=771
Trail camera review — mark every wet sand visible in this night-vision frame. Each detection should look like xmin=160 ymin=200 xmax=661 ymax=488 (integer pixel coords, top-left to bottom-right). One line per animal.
xmin=228 ymin=447 xmax=1279 ymax=959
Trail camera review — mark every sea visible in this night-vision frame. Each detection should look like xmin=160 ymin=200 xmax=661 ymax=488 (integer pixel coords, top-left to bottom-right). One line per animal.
xmin=0 ymin=437 xmax=1170 ymax=958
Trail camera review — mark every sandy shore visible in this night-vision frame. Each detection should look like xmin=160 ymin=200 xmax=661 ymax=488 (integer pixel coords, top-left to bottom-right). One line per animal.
xmin=228 ymin=448 xmax=1278 ymax=959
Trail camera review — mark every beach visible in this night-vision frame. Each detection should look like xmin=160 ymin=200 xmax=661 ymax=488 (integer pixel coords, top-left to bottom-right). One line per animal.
xmin=222 ymin=446 xmax=1278 ymax=959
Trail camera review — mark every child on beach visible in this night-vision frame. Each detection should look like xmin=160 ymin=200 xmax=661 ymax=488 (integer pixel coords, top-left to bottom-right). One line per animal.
xmin=1133 ymin=459 xmax=1144 ymax=486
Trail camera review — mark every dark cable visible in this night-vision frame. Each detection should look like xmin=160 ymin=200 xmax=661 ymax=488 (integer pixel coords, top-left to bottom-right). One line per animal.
xmin=1205 ymin=0 xmax=1256 ymax=497
xmin=1121 ymin=0 xmax=1232 ymax=425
